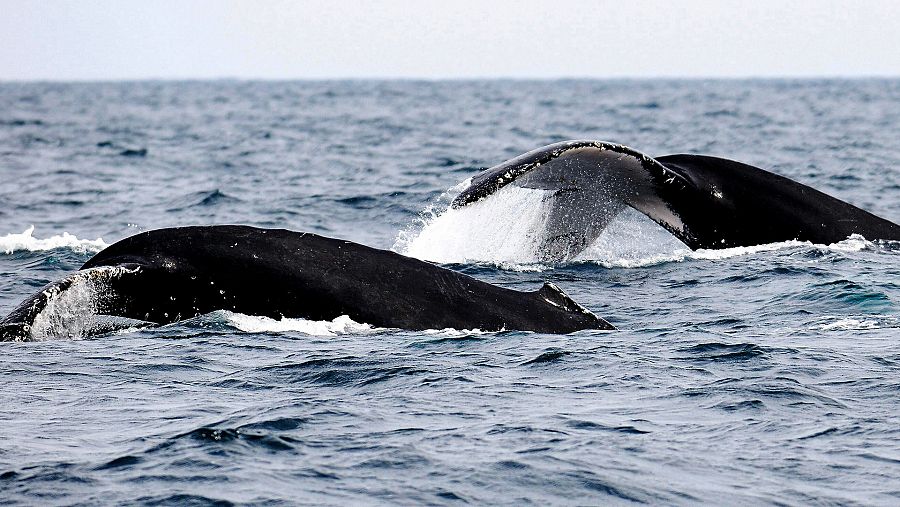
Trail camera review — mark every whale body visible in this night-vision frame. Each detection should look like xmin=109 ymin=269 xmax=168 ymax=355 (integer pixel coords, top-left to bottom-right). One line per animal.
xmin=0 ymin=225 xmax=611 ymax=341
xmin=4 ymin=141 xmax=898 ymax=340
xmin=453 ymin=141 xmax=900 ymax=261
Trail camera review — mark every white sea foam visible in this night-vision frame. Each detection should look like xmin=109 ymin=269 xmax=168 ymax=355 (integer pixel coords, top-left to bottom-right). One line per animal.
xmin=417 ymin=326 xmax=492 ymax=336
xmin=827 ymin=234 xmax=875 ymax=252
xmin=581 ymin=227 xmax=875 ymax=268
xmin=0 ymin=226 xmax=108 ymax=254
xmin=224 ymin=312 xmax=375 ymax=336
xmin=816 ymin=315 xmax=900 ymax=331
xmin=223 ymin=312 xmax=502 ymax=336
xmin=818 ymin=318 xmax=880 ymax=331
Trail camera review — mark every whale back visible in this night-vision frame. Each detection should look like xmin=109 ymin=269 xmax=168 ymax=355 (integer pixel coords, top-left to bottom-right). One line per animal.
xmin=0 ymin=226 xmax=611 ymax=340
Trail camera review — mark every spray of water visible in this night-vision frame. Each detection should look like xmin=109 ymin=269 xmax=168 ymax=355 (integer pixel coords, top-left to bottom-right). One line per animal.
xmin=396 ymin=184 xmax=555 ymax=266
xmin=394 ymin=179 xmax=688 ymax=268
xmin=28 ymin=266 xmax=138 ymax=341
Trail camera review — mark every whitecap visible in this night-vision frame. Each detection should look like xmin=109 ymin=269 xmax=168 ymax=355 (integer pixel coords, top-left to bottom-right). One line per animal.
xmin=0 ymin=226 xmax=108 ymax=255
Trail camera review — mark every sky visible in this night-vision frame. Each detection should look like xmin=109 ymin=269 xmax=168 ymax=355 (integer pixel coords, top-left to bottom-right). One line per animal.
xmin=1 ymin=0 xmax=899 ymax=81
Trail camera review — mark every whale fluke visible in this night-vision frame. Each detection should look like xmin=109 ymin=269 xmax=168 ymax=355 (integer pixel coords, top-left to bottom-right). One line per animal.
xmin=654 ymin=153 xmax=900 ymax=249
xmin=453 ymin=141 xmax=900 ymax=260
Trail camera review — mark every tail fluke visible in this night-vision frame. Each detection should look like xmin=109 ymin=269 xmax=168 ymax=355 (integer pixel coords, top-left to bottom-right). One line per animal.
xmin=451 ymin=141 xmax=900 ymax=259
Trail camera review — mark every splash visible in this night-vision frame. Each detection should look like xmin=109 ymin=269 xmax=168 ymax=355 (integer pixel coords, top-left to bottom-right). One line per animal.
xmin=396 ymin=184 xmax=556 ymax=266
xmin=396 ymin=185 xmax=684 ymax=267
xmin=396 ymin=182 xmax=881 ymax=270
xmin=224 ymin=312 xmax=375 ymax=336
xmin=580 ymin=225 xmax=878 ymax=268
xmin=28 ymin=266 xmax=137 ymax=341
xmin=0 ymin=226 xmax=108 ymax=255
xmin=578 ymin=213 xmax=817 ymax=268
xmin=574 ymin=208 xmax=689 ymax=268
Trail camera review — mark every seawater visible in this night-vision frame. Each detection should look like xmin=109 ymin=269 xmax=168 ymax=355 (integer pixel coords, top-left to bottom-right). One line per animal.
xmin=1 ymin=80 xmax=899 ymax=505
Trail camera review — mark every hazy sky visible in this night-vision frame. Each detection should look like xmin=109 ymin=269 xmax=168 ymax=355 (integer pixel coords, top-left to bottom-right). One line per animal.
xmin=2 ymin=0 xmax=899 ymax=80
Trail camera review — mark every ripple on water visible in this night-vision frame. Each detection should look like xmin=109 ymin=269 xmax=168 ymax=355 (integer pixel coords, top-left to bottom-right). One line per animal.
xmin=521 ymin=348 xmax=571 ymax=365
xmin=676 ymin=342 xmax=771 ymax=361
xmin=255 ymin=357 xmax=428 ymax=387
xmin=2 ymin=80 xmax=900 ymax=505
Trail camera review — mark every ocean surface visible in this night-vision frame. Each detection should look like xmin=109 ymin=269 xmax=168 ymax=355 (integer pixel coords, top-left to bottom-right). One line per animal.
xmin=1 ymin=79 xmax=899 ymax=505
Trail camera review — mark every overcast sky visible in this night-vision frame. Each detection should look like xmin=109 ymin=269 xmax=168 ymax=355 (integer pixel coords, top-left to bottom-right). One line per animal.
xmin=2 ymin=0 xmax=899 ymax=81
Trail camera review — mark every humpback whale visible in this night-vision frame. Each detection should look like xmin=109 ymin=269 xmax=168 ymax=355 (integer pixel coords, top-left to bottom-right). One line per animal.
xmin=3 ymin=141 xmax=897 ymax=340
xmin=0 ymin=225 xmax=611 ymax=341
xmin=454 ymin=141 xmax=900 ymax=261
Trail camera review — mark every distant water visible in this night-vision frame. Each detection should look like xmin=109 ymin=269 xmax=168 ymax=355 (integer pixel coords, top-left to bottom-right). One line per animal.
xmin=1 ymin=80 xmax=900 ymax=505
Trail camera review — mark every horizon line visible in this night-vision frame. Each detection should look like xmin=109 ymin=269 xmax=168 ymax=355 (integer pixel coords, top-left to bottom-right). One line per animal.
xmin=3 ymin=74 xmax=900 ymax=84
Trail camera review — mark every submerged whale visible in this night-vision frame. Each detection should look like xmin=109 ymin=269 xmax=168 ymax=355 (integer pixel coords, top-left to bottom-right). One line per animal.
xmin=0 ymin=225 xmax=611 ymax=341
xmin=454 ymin=141 xmax=900 ymax=261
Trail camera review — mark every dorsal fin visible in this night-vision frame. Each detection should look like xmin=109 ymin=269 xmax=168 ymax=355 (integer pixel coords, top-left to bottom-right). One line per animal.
xmin=537 ymin=282 xmax=594 ymax=316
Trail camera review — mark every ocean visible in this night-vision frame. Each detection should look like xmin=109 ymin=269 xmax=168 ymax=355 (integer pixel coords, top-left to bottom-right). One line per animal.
xmin=1 ymin=79 xmax=899 ymax=505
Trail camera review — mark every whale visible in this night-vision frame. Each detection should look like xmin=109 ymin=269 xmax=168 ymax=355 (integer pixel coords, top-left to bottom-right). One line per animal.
xmin=0 ymin=225 xmax=611 ymax=341
xmin=4 ymin=141 xmax=898 ymax=340
xmin=453 ymin=141 xmax=900 ymax=261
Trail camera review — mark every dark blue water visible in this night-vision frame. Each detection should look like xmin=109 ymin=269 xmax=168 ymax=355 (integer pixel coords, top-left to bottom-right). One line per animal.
xmin=1 ymin=80 xmax=899 ymax=505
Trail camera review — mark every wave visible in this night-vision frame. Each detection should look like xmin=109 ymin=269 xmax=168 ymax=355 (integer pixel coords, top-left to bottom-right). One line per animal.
xmin=166 ymin=189 xmax=241 ymax=212
xmin=0 ymin=226 xmax=108 ymax=255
